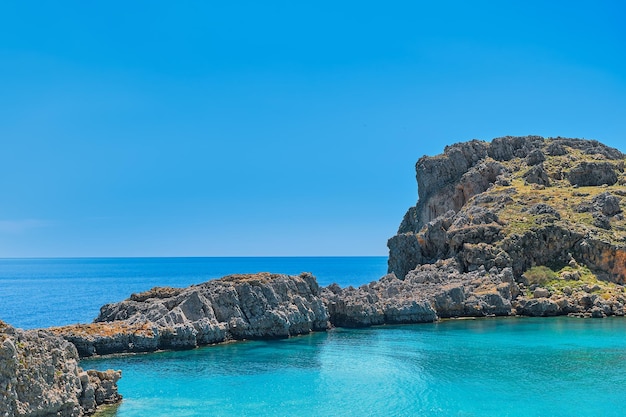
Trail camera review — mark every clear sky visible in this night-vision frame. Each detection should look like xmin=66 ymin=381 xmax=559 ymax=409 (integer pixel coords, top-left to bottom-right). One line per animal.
xmin=1 ymin=1 xmax=625 ymax=257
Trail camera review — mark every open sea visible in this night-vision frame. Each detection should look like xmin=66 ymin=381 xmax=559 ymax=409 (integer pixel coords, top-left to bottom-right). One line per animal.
xmin=2 ymin=257 xmax=626 ymax=416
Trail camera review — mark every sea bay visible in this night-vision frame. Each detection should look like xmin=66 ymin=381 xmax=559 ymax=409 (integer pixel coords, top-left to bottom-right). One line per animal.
xmin=3 ymin=257 xmax=626 ymax=416
xmin=86 ymin=317 xmax=626 ymax=417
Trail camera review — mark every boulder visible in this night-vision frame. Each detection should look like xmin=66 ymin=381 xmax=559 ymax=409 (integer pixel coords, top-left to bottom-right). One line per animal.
xmin=526 ymin=149 xmax=546 ymax=165
xmin=523 ymin=164 xmax=551 ymax=186
xmin=566 ymin=162 xmax=618 ymax=186
xmin=592 ymin=192 xmax=622 ymax=216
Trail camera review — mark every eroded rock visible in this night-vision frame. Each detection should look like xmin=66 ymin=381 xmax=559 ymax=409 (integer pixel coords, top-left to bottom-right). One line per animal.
xmin=387 ymin=135 xmax=626 ymax=319
xmin=53 ymin=273 xmax=330 ymax=357
xmin=0 ymin=320 xmax=121 ymax=417
xmin=566 ymin=161 xmax=618 ymax=186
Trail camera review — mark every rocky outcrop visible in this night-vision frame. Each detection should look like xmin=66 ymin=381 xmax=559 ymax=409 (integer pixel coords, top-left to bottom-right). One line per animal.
xmin=387 ymin=136 xmax=626 ymax=318
xmin=0 ymin=320 xmax=121 ymax=417
xmin=321 ymin=275 xmax=437 ymax=327
xmin=52 ymin=273 xmax=329 ymax=357
xmin=46 ymin=136 xmax=626 ymax=361
xmin=321 ymin=260 xmax=516 ymax=326
xmin=566 ymin=161 xmax=618 ymax=186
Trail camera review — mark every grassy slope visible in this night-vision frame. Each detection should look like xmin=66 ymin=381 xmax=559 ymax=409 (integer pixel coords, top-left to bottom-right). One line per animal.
xmin=468 ymin=139 xmax=626 ymax=296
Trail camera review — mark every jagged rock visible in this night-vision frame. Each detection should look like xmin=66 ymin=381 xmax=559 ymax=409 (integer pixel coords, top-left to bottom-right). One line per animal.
xmin=387 ymin=135 xmax=626 ymax=318
xmin=322 ymin=263 xmax=515 ymax=324
xmin=52 ymin=273 xmax=330 ymax=357
xmin=321 ymin=275 xmax=437 ymax=327
xmin=387 ymin=233 xmax=423 ymax=287
xmin=405 ymin=148 xmax=505 ymax=233
xmin=546 ymin=141 xmax=567 ymax=156
xmin=592 ymin=192 xmax=622 ymax=216
xmin=418 ymin=211 xmax=455 ymax=261
xmin=574 ymin=239 xmax=626 ymax=284
xmin=0 ymin=320 xmax=121 ymax=417
xmin=533 ymin=287 xmax=551 ymax=298
xmin=523 ymin=164 xmax=551 ymax=186
xmin=593 ymin=213 xmax=611 ymax=229
xmin=488 ymin=135 xmax=543 ymax=161
xmin=515 ymin=298 xmax=559 ymax=316
xmin=552 ymin=138 xmax=623 ymax=160
xmin=416 ymin=140 xmax=488 ymax=201
xmin=79 ymin=370 xmax=122 ymax=414
xmin=459 ymin=243 xmax=512 ymax=272
xmin=524 ymin=203 xmax=561 ymax=219
xmin=526 ymin=149 xmax=546 ymax=166
xmin=566 ymin=161 xmax=618 ymax=186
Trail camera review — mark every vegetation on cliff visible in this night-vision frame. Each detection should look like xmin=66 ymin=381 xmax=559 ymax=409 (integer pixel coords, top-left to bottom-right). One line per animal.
xmin=388 ymin=136 xmax=626 ymax=318
xmin=47 ymin=136 xmax=626 ymax=361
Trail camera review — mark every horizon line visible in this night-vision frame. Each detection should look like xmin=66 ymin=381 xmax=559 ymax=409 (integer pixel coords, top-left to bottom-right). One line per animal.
xmin=0 ymin=255 xmax=389 ymax=260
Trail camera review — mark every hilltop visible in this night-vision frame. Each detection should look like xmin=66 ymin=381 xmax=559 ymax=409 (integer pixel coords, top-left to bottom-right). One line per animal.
xmin=382 ymin=135 xmax=626 ymax=317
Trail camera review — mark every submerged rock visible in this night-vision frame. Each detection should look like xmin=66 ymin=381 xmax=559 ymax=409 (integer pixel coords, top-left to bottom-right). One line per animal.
xmin=0 ymin=320 xmax=121 ymax=416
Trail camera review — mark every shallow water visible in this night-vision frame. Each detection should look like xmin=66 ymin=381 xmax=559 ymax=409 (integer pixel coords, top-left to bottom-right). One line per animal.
xmin=4 ymin=258 xmax=626 ymax=415
xmin=86 ymin=317 xmax=626 ymax=417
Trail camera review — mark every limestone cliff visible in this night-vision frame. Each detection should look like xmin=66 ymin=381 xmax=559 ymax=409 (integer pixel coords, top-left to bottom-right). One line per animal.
xmin=51 ymin=273 xmax=329 ymax=357
xmin=386 ymin=135 xmax=626 ymax=318
xmin=0 ymin=320 xmax=121 ymax=417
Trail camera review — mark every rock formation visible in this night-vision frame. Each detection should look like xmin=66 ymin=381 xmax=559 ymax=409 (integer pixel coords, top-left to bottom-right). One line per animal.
xmin=387 ymin=135 xmax=626 ymax=318
xmin=322 ymin=260 xmax=517 ymax=326
xmin=51 ymin=272 xmax=329 ymax=357
xmin=0 ymin=320 xmax=121 ymax=417
xmin=48 ymin=136 xmax=626 ymax=360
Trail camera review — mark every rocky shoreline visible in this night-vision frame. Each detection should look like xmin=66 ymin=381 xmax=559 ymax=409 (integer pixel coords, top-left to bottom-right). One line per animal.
xmin=48 ymin=264 xmax=625 ymax=360
xmin=4 ymin=135 xmax=626 ymax=415
xmin=49 ymin=272 xmax=329 ymax=357
xmin=0 ymin=321 xmax=121 ymax=417
xmin=42 ymin=137 xmax=626 ymax=359
xmin=37 ymin=136 xmax=626 ymax=356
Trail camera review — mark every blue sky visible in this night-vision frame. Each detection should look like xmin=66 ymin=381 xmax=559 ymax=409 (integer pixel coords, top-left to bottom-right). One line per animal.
xmin=1 ymin=1 xmax=625 ymax=257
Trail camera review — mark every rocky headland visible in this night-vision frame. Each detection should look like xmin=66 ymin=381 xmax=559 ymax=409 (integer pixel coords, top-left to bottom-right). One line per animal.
xmin=50 ymin=272 xmax=329 ymax=357
xmin=0 ymin=320 xmax=120 ymax=417
xmin=386 ymin=135 xmax=626 ymax=318
xmin=45 ymin=136 xmax=626 ymax=359
xmin=8 ymin=135 xmax=626 ymax=415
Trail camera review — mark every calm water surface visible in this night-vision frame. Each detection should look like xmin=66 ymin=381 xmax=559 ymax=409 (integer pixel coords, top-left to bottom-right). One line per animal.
xmin=2 ymin=257 xmax=626 ymax=416
xmin=87 ymin=317 xmax=626 ymax=417
xmin=0 ymin=257 xmax=387 ymax=328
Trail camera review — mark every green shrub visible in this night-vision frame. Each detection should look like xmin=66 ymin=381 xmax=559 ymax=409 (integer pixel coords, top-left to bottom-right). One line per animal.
xmin=523 ymin=266 xmax=557 ymax=285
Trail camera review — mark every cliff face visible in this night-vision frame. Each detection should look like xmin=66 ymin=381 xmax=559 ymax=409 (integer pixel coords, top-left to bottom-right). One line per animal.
xmin=387 ymin=136 xmax=626 ymax=318
xmin=0 ymin=321 xmax=120 ymax=417
xmin=51 ymin=273 xmax=330 ymax=357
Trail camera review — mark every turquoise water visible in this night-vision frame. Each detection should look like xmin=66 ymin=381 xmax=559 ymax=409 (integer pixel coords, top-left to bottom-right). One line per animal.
xmin=86 ymin=317 xmax=626 ymax=417
xmin=0 ymin=257 xmax=387 ymax=329
xmin=3 ymin=257 xmax=626 ymax=416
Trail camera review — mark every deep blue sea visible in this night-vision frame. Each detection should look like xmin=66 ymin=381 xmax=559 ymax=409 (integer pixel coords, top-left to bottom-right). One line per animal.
xmin=0 ymin=257 xmax=387 ymax=329
xmin=3 ymin=257 xmax=626 ymax=416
